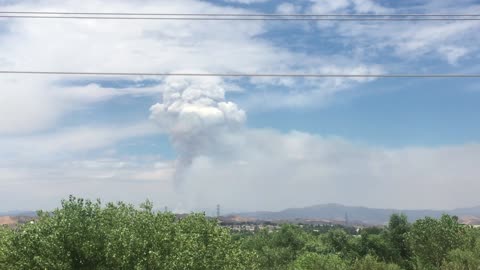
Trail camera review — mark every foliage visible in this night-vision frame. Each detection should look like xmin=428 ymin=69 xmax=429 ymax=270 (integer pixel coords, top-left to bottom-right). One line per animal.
xmin=352 ymin=255 xmax=403 ymax=270
xmin=441 ymin=230 xmax=480 ymax=270
xmin=385 ymin=214 xmax=413 ymax=269
xmin=2 ymin=198 xmax=480 ymax=270
xmin=323 ymin=228 xmax=350 ymax=254
xmin=241 ymin=224 xmax=309 ymax=270
xmin=322 ymin=228 xmax=361 ymax=260
xmin=408 ymin=215 xmax=467 ymax=269
xmin=289 ymin=253 xmax=348 ymax=270
xmin=441 ymin=248 xmax=480 ymax=270
xmin=0 ymin=226 xmax=12 ymax=268
xmin=2 ymin=196 xmax=257 ymax=270
xmin=358 ymin=229 xmax=392 ymax=259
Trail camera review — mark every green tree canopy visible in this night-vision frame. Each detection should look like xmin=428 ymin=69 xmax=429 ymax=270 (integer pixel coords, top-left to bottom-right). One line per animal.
xmin=289 ymin=253 xmax=348 ymax=270
xmin=241 ymin=224 xmax=309 ymax=270
xmin=408 ymin=215 xmax=467 ymax=269
xmin=352 ymin=255 xmax=403 ymax=270
xmin=2 ymin=196 xmax=257 ymax=270
xmin=386 ymin=214 xmax=413 ymax=269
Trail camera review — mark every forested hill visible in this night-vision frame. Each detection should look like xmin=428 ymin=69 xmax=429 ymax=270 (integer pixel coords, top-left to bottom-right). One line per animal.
xmin=236 ymin=204 xmax=480 ymax=225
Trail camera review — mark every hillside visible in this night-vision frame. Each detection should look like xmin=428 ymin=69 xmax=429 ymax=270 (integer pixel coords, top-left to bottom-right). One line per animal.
xmin=0 ymin=215 xmax=36 ymax=227
xmin=235 ymin=203 xmax=480 ymax=225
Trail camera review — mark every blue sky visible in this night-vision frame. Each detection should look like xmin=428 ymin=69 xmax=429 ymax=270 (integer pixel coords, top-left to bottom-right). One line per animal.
xmin=0 ymin=0 xmax=479 ymax=212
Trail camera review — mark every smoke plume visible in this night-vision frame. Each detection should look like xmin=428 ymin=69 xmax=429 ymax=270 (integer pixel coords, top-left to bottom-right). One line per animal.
xmin=150 ymin=76 xmax=246 ymax=185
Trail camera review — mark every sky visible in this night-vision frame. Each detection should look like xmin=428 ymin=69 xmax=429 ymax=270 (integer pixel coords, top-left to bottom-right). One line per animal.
xmin=0 ymin=0 xmax=480 ymax=213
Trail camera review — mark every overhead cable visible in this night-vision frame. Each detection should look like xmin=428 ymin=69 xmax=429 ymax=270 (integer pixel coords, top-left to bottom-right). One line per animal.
xmin=0 ymin=11 xmax=479 ymax=20
xmin=0 ymin=70 xmax=479 ymax=78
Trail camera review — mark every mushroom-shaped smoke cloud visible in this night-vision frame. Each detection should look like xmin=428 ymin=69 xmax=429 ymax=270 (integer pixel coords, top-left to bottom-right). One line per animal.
xmin=150 ymin=76 xmax=246 ymax=185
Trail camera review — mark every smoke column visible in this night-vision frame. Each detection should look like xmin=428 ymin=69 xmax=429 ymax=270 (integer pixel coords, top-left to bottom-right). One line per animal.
xmin=150 ymin=75 xmax=246 ymax=186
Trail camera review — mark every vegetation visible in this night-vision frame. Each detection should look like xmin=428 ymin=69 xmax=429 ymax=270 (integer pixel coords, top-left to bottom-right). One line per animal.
xmin=0 ymin=196 xmax=257 ymax=270
xmin=1 ymin=196 xmax=480 ymax=270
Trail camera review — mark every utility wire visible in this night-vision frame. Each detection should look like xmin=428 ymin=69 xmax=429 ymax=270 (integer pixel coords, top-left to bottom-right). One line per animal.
xmin=0 ymin=12 xmax=479 ymax=20
xmin=0 ymin=70 xmax=479 ymax=78
xmin=1 ymin=15 xmax=480 ymax=21
xmin=0 ymin=11 xmax=479 ymax=16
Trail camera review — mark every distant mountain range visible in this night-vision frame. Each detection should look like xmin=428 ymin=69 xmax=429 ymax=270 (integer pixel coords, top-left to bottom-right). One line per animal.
xmin=235 ymin=204 xmax=480 ymax=225
xmin=0 ymin=211 xmax=37 ymax=217
xmin=3 ymin=205 xmax=480 ymax=226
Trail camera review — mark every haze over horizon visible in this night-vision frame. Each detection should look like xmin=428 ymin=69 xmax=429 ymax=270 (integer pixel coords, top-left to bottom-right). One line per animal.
xmin=1 ymin=0 xmax=480 ymax=212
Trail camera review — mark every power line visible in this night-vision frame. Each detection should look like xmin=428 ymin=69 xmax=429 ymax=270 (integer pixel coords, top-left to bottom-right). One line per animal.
xmin=0 ymin=11 xmax=479 ymax=16
xmin=1 ymin=15 xmax=480 ymax=21
xmin=0 ymin=70 xmax=479 ymax=78
xmin=0 ymin=12 xmax=479 ymax=20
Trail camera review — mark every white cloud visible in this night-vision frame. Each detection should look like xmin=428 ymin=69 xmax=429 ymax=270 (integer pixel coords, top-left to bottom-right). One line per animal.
xmin=243 ymin=64 xmax=384 ymax=109
xmin=180 ymin=129 xmax=480 ymax=211
xmin=223 ymin=0 xmax=269 ymax=4
xmin=276 ymin=3 xmax=302 ymax=14
xmin=0 ymin=77 xmax=61 ymax=134
xmin=350 ymin=0 xmax=390 ymax=13
xmin=0 ymin=122 xmax=161 ymax=161
xmin=3 ymin=127 xmax=480 ymax=212
xmin=309 ymin=0 xmax=350 ymax=13
xmin=0 ymin=0 xmax=386 ymax=135
xmin=0 ymin=157 xmax=177 ymax=211
xmin=309 ymin=0 xmax=390 ymax=14
xmin=304 ymin=0 xmax=480 ymax=64
xmin=0 ymin=75 xmax=164 ymax=135
xmin=0 ymin=0 xmax=478 ymax=213
xmin=438 ymin=46 xmax=470 ymax=65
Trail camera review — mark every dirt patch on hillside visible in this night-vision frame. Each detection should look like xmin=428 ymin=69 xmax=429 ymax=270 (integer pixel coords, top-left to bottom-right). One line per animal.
xmin=0 ymin=216 xmax=18 ymax=226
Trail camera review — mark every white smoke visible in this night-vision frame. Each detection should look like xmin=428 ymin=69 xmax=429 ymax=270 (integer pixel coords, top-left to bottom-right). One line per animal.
xmin=149 ymin=75 xmax=246 ymax=184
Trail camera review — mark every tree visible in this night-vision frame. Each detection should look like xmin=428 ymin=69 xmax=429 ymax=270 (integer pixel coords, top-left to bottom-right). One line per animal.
xmin=441 ymin=248 xmax=480 ymax=270
xmin=386 ymin=214 xmax=413 ymax=268
xmin=322 ymin=228 xmax=359 ymax=259
xmin=352 ymin=255 xmax=403 ymax=270
xmin=440 ymin=227 xmax=480 ymax=270
xmin=3 ymin=196 xmax=258 ymax=270
xmin=324 ymin=228 xmax=350 ymax=254
xmin=0 ymin=226 xmax=12 ymax=269
xmin=241 ymin=224 xmax=308 ymax=270
xmin=358 ymin=230 xmax=393 ymax=262
xmin=408 ymin=215 xmax=466 ymax=269
xmin=168 ymin=213 xmax=257 ymax=270
xmin=289 ymin=253 xmax=348 ymax=270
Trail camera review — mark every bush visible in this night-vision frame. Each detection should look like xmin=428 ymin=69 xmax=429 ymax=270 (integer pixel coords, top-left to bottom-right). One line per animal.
xmin=290 ymin=253 xmax=348 ymax=270
xmin=3 ymin=196 xmax=257 ymax=270
xmin=408 ymin=215 xmax=466 ymax=269
xmin=0 ymin=226 xmax=12 ymax=268
xmin=441 ymin=248 xmax=480 ymax=270
xmin=353 ymin=255 xmax=403 ymax=270
xmin=241 ymin=224 xmax=309 ymax=269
